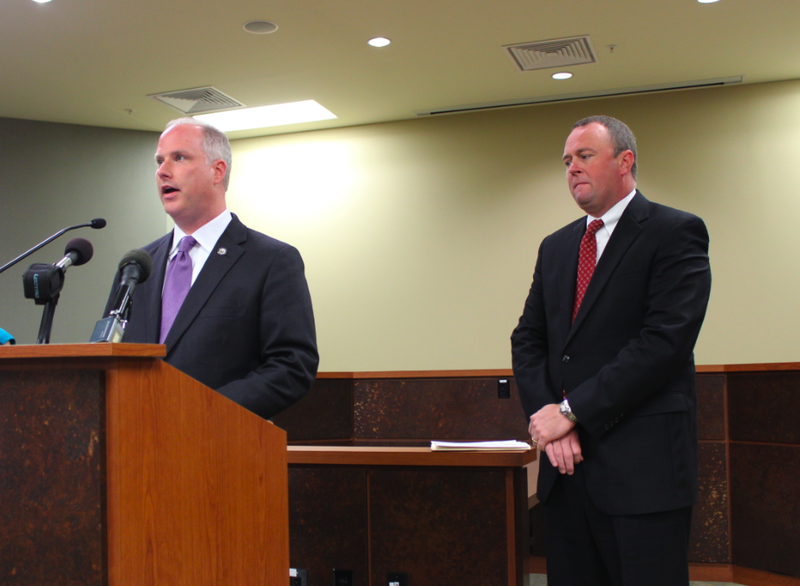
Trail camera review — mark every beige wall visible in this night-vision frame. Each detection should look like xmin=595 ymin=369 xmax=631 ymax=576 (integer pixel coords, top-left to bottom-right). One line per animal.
xmin=227 ymin=79 xmax=800 ymax=371
xmin=2 ymin=79 xmax=798 ymax=369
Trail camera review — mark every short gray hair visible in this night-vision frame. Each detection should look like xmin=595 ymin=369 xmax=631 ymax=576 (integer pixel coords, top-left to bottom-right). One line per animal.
xmin=165 ymin=118 xmax=232 ymax=188
xmin=573 ymin=115 xmax=637 ymax=180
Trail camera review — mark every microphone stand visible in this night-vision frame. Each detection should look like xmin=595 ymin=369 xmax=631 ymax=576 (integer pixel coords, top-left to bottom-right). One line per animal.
xmin=0 ymin=219 xmax=104 ymax=275
xmin=36 ymin=293 xmax=59 ymax=344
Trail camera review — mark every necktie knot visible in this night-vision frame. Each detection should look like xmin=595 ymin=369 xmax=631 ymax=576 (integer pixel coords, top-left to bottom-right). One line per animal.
xmin=178 ymin=235 xmax=197 ymax=253
xmin=586 ymin=219 xmax=604 ymax=237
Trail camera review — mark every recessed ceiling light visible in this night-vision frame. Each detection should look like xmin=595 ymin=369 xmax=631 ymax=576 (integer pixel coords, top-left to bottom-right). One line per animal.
xmin=193 ymin=100 xmax=337 ymax=132
xmin=243 ymin=21 xmax=278 ymax=34
xmin=368 ymin=37 xmax=391 ymax=48
xmin=697 ymin=0 xmax=720 ymax=3
xmin=552 ymin=72 xmax=573 ymax=80
xmin=30 ymin=0 xmax=52 ymax=4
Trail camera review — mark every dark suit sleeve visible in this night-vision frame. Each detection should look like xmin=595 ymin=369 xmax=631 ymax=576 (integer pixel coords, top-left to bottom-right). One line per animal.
xmin=511 ymin=242 xmax=556 ymax=420
xmin=215 ymin=244 xmax=319 ymax=419
xmin=568 ymin=214 xmax=711 ymax=438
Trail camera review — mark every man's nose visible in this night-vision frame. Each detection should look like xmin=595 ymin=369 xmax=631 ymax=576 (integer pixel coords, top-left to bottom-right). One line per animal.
xmin=157 ymin=161 xmax=170 ymax=177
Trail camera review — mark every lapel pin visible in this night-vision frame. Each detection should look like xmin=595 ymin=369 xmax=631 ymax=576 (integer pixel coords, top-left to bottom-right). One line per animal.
xmin=217 ymin=248 xmax=227 ymax=256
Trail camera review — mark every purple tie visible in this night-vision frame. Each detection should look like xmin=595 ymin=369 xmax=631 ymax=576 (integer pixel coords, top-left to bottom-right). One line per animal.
xmin=160 ymin=235 xmax=196 ymax=343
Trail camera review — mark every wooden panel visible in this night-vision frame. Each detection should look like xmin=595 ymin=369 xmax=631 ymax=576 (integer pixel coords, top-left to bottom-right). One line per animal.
xmin=730 ymin=443 xmax=800 ymax=578
xmin=353 ymin=378 xmax=527 ymax=441
xmin=728 ymin=372 xmax=800 ymax=444
xmin=106 ymin=358 xmax=288 ymax=586
xmin=274 ymin=378 xmax=354 ymax=442
xmin=690 ymin=441 xmax=730 ymax=563
xmin=288 ymin=445 xmax=535 ymax=468
xmin=288 ymin=468 xmax=369 ymax=586
xmin=0 ymin=369 xmax=105 ymax=586
xmin=369 ymin=468 xmax=510 ymax=586
xmin=696 ymin=374 xmax=726 ymax=441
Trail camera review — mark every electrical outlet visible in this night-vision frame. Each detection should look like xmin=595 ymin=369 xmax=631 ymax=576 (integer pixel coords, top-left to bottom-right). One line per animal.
xmin=498 ymin=378 xmax=510 ymax=399
xmin=289 ymin=568 xmax=307 ymax=586
xmin=387 ymin=571 xmax=408 ymax=586
xmin=333 ymin=569 xmax=354 ymax=586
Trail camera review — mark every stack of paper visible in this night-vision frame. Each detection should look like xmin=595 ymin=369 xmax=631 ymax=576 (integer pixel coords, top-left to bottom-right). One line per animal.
xmin=430 ymin=440 xmax=531 ymax=451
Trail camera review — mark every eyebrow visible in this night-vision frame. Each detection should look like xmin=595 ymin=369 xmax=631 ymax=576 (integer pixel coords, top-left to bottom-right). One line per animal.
xmin=562 ymin=148 xmax=596 ymax=161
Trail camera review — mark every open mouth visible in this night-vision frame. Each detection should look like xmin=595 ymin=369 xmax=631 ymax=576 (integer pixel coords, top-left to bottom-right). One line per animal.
xmin=162 ymin=186 xmax=179 ymax=195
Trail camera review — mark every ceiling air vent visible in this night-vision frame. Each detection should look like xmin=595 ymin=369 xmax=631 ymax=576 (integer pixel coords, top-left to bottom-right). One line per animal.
xmin=149 ymin=86 xmax=245 ymax=114
xmin=505 ymin=36 xmax=597 ymax=72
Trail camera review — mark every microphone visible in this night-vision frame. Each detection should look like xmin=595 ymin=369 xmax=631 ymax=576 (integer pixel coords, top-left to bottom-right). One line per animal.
xmin=55 ymin=237 xmax=94 ymax=271
xmin=0 ymin=218 xmax=106 ymax=275
xmin=23 ymin=238 xmax=95 ymax=303
xmin=21 ymin=238 xmax=95 ymax=345
xmin=90 ymin=249 xmax=153 ymax=343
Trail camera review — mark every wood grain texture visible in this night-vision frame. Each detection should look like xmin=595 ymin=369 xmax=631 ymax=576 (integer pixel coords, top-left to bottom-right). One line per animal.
xmin=0 ymin=344 xmax=288 ymax=586
xmin=106 ymin=358 xmax=288 ymax=586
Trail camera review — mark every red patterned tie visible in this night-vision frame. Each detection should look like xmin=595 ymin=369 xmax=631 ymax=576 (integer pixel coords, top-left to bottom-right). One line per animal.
xmin=572 ymin=219 xmax=604 ymax=323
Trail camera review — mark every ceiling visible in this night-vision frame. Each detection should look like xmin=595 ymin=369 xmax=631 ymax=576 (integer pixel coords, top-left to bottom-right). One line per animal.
xmin=3 ymin=0 xmax=800 ymax=140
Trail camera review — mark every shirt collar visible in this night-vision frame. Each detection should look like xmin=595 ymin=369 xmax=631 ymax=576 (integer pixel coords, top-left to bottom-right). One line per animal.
xmin=587 ymin=188 xmax=636 ymax=235
xmin=170 ymin=209 xmax=232 ymax=255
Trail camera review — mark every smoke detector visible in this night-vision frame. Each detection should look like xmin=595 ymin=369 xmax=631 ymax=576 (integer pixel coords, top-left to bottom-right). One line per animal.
xmin=505 ymin=36 xmax=597 ymax=72
xmin=149 ymin=86 xmax=245 ymax=115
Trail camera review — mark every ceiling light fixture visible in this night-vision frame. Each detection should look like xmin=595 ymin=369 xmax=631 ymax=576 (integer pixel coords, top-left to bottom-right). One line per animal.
xmin=368 ymin=37 xmax=391 ymax=48
xmin=552 ymin=72 xmax=573 ymax=80
xmin=243 ymin=21 xmax=278 ymax=34
xmin=193 ymin=100 xmax=337 ymax=132
xmin=30 ymin=0 xmax=52 ymax=4
xmin=697 ymin=0 xmax=720 ymax=3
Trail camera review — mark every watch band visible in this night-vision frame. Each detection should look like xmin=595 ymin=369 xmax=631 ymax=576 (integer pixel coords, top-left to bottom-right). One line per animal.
xmin=560 ymin=398 xmax=577 ymax=423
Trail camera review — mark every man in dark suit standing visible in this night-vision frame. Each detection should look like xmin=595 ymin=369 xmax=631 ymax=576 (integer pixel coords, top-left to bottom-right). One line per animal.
xmin=511 ymin=116 xmax=711 ymax=585
xmin=104 ymin=118 xmax=318 ymax=420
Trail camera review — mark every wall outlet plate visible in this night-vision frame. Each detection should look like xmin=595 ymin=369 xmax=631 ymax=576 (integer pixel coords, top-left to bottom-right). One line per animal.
xmin=498 ymin=378 xmax=511 ymax=399
xmin=387 ymin=571 xmax=408 ymax=586
xmin=289 ymin=568 xmax=307 ymax=586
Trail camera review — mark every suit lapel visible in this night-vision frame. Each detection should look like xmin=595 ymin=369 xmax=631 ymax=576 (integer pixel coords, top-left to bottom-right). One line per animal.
xmin=163 ymin=216 xmax=247 ymax=353
xmin=142 ymin=234 xmax=170 ymax=344
xmin=567 ymin=192 xmax=649 ymax=338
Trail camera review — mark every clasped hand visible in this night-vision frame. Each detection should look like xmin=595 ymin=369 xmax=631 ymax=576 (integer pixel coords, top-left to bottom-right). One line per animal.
xmin=528 ymin=404 xmax=583 ymax=475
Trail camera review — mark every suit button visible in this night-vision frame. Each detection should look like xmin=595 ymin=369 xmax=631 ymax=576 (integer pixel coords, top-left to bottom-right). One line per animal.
xmin=562 ymin=355 xmax=570 ymax=363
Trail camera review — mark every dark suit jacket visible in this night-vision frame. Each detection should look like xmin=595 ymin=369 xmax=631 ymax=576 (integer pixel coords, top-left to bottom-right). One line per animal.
xmin=104 ymin=214 xmax=319 ymax=420
xmin=511 ymin=191 xmax=711 ymax=516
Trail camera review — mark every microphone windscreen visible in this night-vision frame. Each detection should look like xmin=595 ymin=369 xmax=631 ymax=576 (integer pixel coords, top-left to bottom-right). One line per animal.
xmin=90 ymin=218 xmax=107 ymax=229
xmin=118 ymin=249 xmax=153 ymax=283
xmin=64 ymin=237 xmax=94 ymax=266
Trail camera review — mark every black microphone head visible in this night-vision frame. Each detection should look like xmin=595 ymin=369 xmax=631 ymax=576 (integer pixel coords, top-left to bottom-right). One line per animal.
xmin=90 ymin=218 xmax=107 ymax=229
xmin=64 ymin=237 xmax=94 ymax=266
xmin=118 ymin=249 xmax=153 ymax=283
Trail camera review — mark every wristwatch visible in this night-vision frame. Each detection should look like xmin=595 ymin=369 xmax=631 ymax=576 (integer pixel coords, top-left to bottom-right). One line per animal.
xmin=560 ymin=398 xmax=577 ymax=423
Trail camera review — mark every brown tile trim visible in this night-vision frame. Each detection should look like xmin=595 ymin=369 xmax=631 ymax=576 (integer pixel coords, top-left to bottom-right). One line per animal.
xmin=317 ymin=363 xmax=800 ymax=379
xmin=528 ymin=558 xmax=800 ymax=585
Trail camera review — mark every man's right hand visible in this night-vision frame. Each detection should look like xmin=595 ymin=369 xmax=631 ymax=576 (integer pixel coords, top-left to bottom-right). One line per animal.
xmin=544 ymin=429 xmax=583 ymax=475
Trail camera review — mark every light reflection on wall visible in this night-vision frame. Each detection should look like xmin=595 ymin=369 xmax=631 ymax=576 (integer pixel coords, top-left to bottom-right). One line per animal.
xmin=227 ymin=140 xmax=355 ymax=225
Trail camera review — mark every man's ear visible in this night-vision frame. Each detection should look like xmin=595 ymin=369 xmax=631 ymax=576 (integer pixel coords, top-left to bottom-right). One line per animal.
xmin=211 ymin=159 xmax=227 ymax=186
xmin=618 ymin=149 xmax=635 ymax=176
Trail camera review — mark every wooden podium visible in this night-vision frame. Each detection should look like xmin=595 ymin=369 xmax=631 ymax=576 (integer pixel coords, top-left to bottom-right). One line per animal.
xmin=0 ymin=343 xmax=288 ymax=586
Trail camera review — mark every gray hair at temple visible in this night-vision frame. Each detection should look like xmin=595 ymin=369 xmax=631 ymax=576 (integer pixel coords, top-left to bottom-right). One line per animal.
xmin=573 ymin=115 xmax=638 ymax=180
xmin=165 ymin=118 xmax=233 ymax=189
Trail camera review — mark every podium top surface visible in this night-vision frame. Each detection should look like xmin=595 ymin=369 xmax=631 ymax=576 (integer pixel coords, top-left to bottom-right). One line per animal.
xmin=0 ymin=343 xmax=165 ymax=361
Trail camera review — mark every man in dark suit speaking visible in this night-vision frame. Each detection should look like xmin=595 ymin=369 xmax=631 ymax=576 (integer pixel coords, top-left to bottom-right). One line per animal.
xmin=104 ymin=118 xmax=318 ymax=420
xmin=511 ymin=116 xmax=711 ymax=585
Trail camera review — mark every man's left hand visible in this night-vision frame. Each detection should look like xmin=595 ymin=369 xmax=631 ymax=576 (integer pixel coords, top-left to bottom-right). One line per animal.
xmin=529 ymin=403 xmax=575 ymax=450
